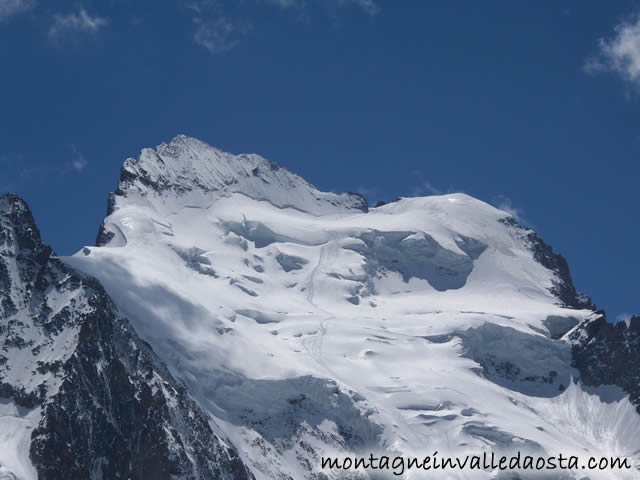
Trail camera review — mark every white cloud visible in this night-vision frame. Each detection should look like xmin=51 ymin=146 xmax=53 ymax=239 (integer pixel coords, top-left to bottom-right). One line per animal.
xmin=48 ymin=7 xmax=107 ymax=40
xmin=338 ymin=0 xmax=380 ymax=16
xmin=190 ymin=0 xmax=379 ymax=54
xmin=494 ymin=195 xmax=525 ymax=223
xmin=189 ymin=0 xmax=253 ymax=55
xmin=262 ymin=0 xmax=301 ymax=8
xmin=418 ymin=181 xmax=442 ymax=196
xmin=354 ymin=185 xmax=378 ymax=200
xmin=193 ymin=16 xmax=242 ymax=55
xmin=410 ymin=177 xmax=443 ymax=197
xmin=262 ymin=0 xmax=379 ymax=14
xmin=616 ymin=312 xmax=632 ymax=326
xmin=0 ymin=0 xmax=35 ymax=22
xmin=585 ymin=13 xmax=640 ymax=87
xmin=71 ymin=145 xmax=88 ymax=172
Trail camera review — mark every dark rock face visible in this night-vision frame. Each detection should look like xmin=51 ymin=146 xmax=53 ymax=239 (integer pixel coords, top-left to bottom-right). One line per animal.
xmin=276 ymin=252 xmax=309 ymax=272
xmin=1 ymin=193 xmax=66 ymax=408
xmin=0 ymin=194 xmax=253 ymax=480
xmin=570 ymin=312 xmax=640 ymax=413
xmin=498 ymin=217 xmax=640 ymax=409
xmin=173 ymin=246 xmax=218 ymax=277
xmin=344 ymin=192 xmax=369 ymax=213
xmin=96 ymin=192 xmax=117 ymax=246
xmin=500 ymin=217 xmax=594 ymax=310
xmin=29 ymin=285 xmax=253 ymax=480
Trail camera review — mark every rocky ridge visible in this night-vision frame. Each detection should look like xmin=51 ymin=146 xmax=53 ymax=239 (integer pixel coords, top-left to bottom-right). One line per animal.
xmin=0 ymin=193 xmax=253 ymax=480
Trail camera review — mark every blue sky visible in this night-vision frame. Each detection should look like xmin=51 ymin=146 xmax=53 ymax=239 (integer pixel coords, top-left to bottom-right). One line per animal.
xmin=1 ymin=0 xmax=638 ymax=321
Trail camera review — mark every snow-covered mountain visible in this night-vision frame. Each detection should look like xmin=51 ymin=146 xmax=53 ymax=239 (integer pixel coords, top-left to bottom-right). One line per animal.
xmin=0 ymin=193 xmax=252 ymax=480
xmin=1 ymin=135 xmax=639 ymax=479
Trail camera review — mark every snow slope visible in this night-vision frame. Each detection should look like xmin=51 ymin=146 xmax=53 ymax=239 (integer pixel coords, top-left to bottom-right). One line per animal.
xmin=62 ymin=135 xmax=640 ymax=479
xmin=0 ymin=193 xmax=253 ymax=480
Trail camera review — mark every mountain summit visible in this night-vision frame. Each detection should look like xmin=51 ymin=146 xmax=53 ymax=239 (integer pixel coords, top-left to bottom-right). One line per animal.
xmin=97 ymin=135 xmax=367 ymax=246
xmin=1 ymin=136 xmax=639 ymax=479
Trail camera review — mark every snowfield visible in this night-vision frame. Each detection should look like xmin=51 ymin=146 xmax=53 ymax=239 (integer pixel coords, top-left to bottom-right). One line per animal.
xmin=50 ymin=135 xmax=640 ymax=479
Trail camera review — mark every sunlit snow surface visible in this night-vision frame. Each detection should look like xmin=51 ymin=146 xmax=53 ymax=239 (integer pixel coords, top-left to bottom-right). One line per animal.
xmin=0 ymin=402 xmax=39 ymax=480
xmin=64 ymin=136 xmax=640 ymax=479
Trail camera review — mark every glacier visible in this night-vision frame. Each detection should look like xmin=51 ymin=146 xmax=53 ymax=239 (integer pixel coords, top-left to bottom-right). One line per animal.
xmin=1 ymin=134 xmax=639 ymax=479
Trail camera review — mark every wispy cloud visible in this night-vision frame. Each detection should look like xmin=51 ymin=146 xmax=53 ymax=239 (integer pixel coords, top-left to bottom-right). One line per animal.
xmin=193 ymin=16 xmax=248 ymax=55
xmin=48 ymin=7 xmax=107 ymax=41
xmin=493 ymin=195 xmax=529 ymax=225
xmin=354 ymin=185 xmax=378 ymax=201
xmin=262 ymin=0 xmax=302 ymax=8
xmin=409 ymin=171 xmax=444 ymax=197
xmin=412 ymin=181 xmax=442 ymax=197
xmin=190 ymin=0 xmax=380 ymax=55
xmin=71 ymin=144 xmax=88 ymax=172
xmin=615 ymin=312 xmax=636 ymax=327
xmin=338 ymin=0 xmax=380 ymax=16
xmin=17 ymin=145 xmax=89 ymax=177
xmin=190 ymin=0 xmax=253 ymax=55
xmin=585 ymin=13 xmax=640 ymax=88
xmin=260 ymin=0 xmax=380 ymax=15
xmin=0 ymin=0 xmax=35 ymax=22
